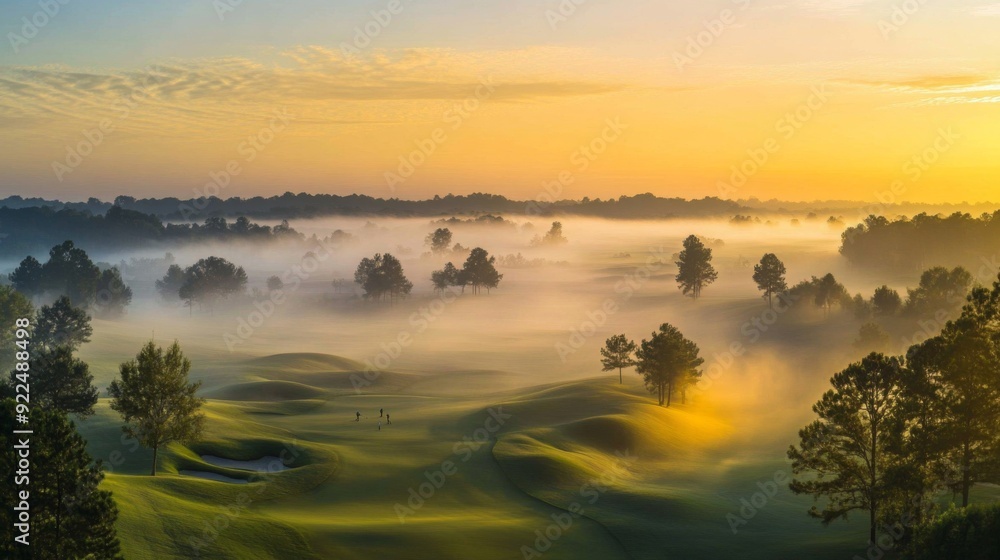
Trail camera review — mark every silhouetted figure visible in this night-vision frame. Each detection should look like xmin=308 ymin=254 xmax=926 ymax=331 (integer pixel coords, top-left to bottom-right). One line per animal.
xmin=378 ymin=420 xmax=381 ymax=431
xmin=380 ymin=408 xmax=383 ymax=418
xmin=386 ymin=413 xmax=391 ymax=425
xmin=355 ymin=411 xmax=361 ymax=422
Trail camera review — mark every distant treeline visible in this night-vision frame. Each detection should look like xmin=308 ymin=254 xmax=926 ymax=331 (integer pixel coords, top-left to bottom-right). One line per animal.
xmin=0 ymin=192 xmax=743 ymax=221
xmin=0 ymin=205 xmax=302 ymax=257
xmin=841 ymin=212 xmax=1000 ymax=271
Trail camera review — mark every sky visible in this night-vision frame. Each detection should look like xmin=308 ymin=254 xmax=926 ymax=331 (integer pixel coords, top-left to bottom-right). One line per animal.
xmin=1 ymin=0 xmax=1000 ymax=203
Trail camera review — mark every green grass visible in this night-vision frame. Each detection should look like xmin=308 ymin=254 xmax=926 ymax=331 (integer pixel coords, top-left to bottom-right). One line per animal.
xmin=74 ymin=351 xmax=1000 ymax=559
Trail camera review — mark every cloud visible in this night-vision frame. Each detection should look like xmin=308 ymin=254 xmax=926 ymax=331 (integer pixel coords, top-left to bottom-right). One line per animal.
xmin=970 ymin=3 xmax=1000 ymax=16
xmin=0 ymin=47 xmax=628 ymax=135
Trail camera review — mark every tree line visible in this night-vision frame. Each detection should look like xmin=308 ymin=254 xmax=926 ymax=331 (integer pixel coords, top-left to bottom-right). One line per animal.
xmin=787 ymin=273 xmax=1000 ymax=555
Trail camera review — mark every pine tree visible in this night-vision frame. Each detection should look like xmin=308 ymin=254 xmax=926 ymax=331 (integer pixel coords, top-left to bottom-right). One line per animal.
xmin=600 ymin=334 xmax=637 ymax=384
xmin=675 ymin=235 xmax=718 ymax=300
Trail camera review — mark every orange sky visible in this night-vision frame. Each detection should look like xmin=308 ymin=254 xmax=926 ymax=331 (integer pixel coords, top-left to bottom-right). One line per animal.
xmin=2 ymin=0 xmax=1000 ymax=203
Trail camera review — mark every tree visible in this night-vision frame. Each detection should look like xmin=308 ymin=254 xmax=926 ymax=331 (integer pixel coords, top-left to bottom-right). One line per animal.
xmin=266 ymin=275 xmax=284 ymax=291
xmin=156 ymin=264 xmax=186 ymax=301
xmin=9 ymin=346 xmax=98 ymax=417
xmin=431 ymin=262 xmax=460 ymax=292
xmin=543 ymin=222 xmax=567 ymax=245
xmin=753 ymin=253 xmax=788 ymax=309
xmin=872 ymin=285 xmax=903 ymax=316
xmin=905 ymin=266 xmax=973 ymax=316
xmin=0 ymin=286 xmax=33 ymax=371
xmin=855 ymin=322 xmax=891 ymax=354
xmin=109 ymin=341 xmax=204 ymax=476
xmin=635 ymin=323 xmax=704 ymax=406
xmin=94 ymin=267 xmax=133 ymax=317
xmin=40 ymin=241 xmax=101 ymax=306
xmin=425 ymin=228 xmax=453 ymax=254
xmin=8 ymin=255 xmax=44 ymax=297
xmin=34 ymin=296 xmax=92 ymax=350
xmin=815 ymin=273 xmax=851 ymax=316
xmin=354 ymin=253 xmax=413 ymax=303
xmin=906 ymin=286 xmax=1000 ymax=507
xmin=178 ymin=256 xmax=248 ymax=313
xmin=600 ymin=334 xmax=637 ymax=384
xmin=460 ymin=248 xmax=503 ymax=294
xmin=788 ymin=353 xmax=908 ymax=546
xmin=905 ymin=503 xmax=1000 ymax=560
xmin=0 ymin=403 xmax=123 ymax=559
xmin=675 ymin=235 xmax=718 ymax=300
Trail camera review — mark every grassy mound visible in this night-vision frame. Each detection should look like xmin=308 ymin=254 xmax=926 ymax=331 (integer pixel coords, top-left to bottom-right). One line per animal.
xmin=246 ymin=353 xmax=365 ymax=373
xmin=206 ymin=380 xmax=328 ymax=402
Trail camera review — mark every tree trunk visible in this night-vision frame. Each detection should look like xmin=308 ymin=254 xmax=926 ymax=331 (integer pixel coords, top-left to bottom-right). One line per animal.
xmin=151 ymin=445 xmax=158 ymax=476
xmin=619 ymin=367 xmax=622 ymax=384
xmin=962 ymin=442 xmax=971 ymax=507
xmin=869 ymin=508 xmax=877 ymax=549
xmin=666 ymin=381 xmax=672 ymax=407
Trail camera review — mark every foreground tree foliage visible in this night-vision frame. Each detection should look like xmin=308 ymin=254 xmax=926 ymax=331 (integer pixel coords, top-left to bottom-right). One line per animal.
xmin=600 ymin=334 xmax=637 ymax=384
xmin=355 ymin=253 xmax=413 ymax=303
xmin=0 ymin=402 xmax=123 ymax=559
xmin=753 ymin=253 xmax=788 ymax=309
xmin=108 ymin=341 xmax=205 ymax=476
xmin=8 ymin=346 xmax=98 ymax=417
xmin=675 ymin=235 xmax=718 ymax=300
xmin=33 ymin=296 xmax=93 ymax=351
xmin=0 ymin=286 xmax=33 ymax=371
xmin=635 ymin=323 xmax=703 ymax=406
xmin=788 ymin=353 xmax=907 ymax=545
xmin=904 ymin=504 xmax=1000 ymax=560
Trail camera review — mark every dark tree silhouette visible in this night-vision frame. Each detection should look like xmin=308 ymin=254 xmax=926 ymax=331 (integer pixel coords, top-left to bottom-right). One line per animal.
xmin=854 ymin=322 xmax=890 ymax=353
xmin=156 ymin=264 xmax=186 ymax=301
xmin=34 ymin=296 xmax=92 ymax=350
xmin=459 ymin=248 xmax=503 ymax=294
xmin=354 ymin=253 xmax=413 ymax=303
xmin=635 ymin=323 xmax=703 ymax=406
xmin=788 ymin=353 xmax=907 ymax=546
xmin=94 ymin=267 xmax=133 ymax=317
xmin=904 ymin=266 xmax=972 ymax=316
xmin=753 ymin=253 xmax=788 ymax=309
xmin=906 ymin=283 xmax=1000 ymax=507
xmin=543 ymin=222 xmax=567 ymax=245
xmin=40 ymin=241 xmax=101 ymax=306
xmin=108 ymin=341 xmax=204 ymax=476
xmin=600 ymin=334 xmax=637 ymax=384
xmin=8 ymin=255 xmax=43 ymax=297
xmin=0 ymin=286 xmax=33 ymax=370
xmin=177 ymin=257 xmax=248 ymax=313
xmin=431 ymin=262 xmax=461 ymax=292
xmin=814 ymin=273 xmax=851 ymax=317
xmin=675 ymin=235 xmax=718 ymax=300
xmin=266 ymin=275 xmax=284 ymax=291
xmin=10 ymin=346 xmax=98 ymax=417
xmin=425 ymin=228 xmax=454 ymax=254
xmin=871 ymin=285 xmax=902 ymax=316
xmin=0 ymin=403 xmax=123 ymax=559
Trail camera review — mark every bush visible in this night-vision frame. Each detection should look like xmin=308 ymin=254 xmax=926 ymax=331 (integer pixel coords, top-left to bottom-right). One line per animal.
xmin=906 ymin=504 xmax=1000 ymax=560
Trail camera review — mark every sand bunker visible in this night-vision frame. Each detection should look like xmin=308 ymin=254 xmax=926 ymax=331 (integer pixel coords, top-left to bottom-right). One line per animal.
xmin=179 ymin=470 xmax=249 ymax=484
xmin=201 ymin=455 xmax=291 ymax=472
